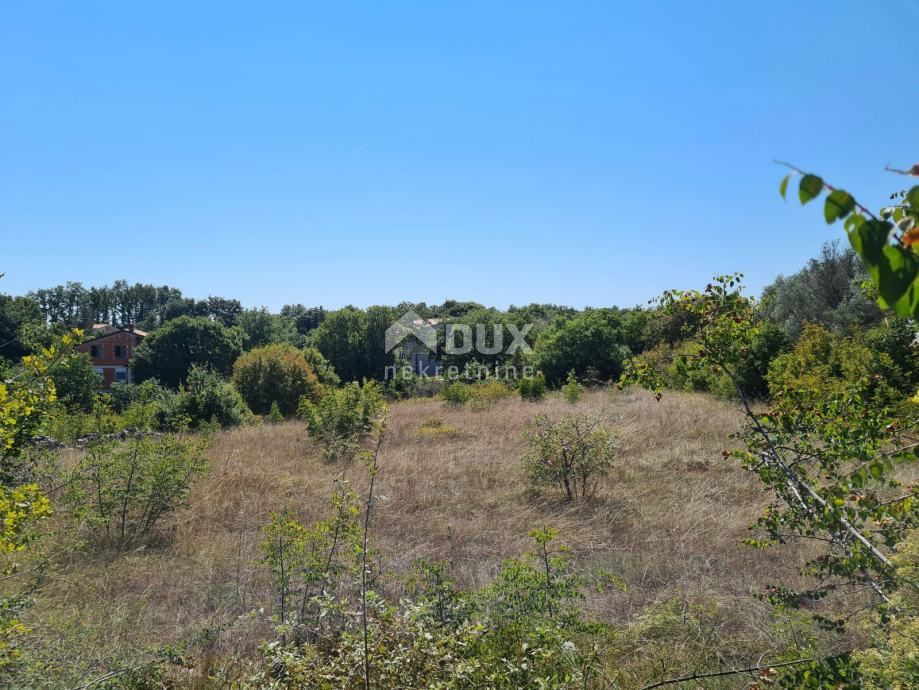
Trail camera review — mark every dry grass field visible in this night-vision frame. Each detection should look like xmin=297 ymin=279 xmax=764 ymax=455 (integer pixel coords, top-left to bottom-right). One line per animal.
xmin=15 ymin=388 xmax=817 ymax=688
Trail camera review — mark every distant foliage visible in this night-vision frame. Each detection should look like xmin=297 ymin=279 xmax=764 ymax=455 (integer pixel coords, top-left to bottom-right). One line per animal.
xmin=761 ymin=241 xmax=881 ymax=340
xmin=237 ymin=308 xmax=297 ymax=349
xmin=299 ymin=381 xmax=384 ymax=460
xmin=232 ymin=344 xmax=323 ymax=417
xmin=518 ymin=372 xmax=547 ymax=401
xmin=524 ymin=414 xmax=616 ymax=500
xmin=132 ymin=316 xmax=243 ymax=388
xmin=560 ymin=370 xmax=583 ymax=404
xmin=67 ymin=433 xmax=208 ymax=549
xmin=536 ymin=309 xmax=630 ymax=387
xmin=281 ymin=304 xmax=327 ymax=336
xmin=312 ymin=307 xmax=396 ymax=382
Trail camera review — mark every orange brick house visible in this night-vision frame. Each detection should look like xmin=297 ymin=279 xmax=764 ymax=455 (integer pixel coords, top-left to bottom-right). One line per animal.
xmin=77 ymin=324 xmax=147 ymax=390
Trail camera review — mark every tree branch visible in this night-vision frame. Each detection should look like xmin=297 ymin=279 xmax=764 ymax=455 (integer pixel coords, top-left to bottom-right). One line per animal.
xmin=640 ymin=656 xmax=819 ymax=689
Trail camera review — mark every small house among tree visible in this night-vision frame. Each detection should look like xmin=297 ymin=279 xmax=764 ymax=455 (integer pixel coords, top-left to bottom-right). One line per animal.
xmin=77 ymin=323 xmax=147 ymax=390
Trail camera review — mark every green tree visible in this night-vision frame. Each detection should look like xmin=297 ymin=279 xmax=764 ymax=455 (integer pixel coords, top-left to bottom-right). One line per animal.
xmin=232 ymin=343 xmax=323 ymax=417
xmin=312 ymin=307 xmax=396 ymax=382
xmin=238 ymin=308 xmax=297 ymax=349
xmin=281 ymin=304 xmax=327 ymax=335
xmin=0 ymin=294 xmax=42 ymax=363
xmin=761 ymin=241 xmax=881 ymax=340
xmin=302 ymin=347 xmax=340 ymax=387
xmin=131 ymin=315 xmax=243 ymax=388
xmin=536 ymin=309 xmax=629 ymax=386
xmin=560 ymin=370 xmax=583 ymax=404
xmin=0 ymin=328 xmax=79 ymax=671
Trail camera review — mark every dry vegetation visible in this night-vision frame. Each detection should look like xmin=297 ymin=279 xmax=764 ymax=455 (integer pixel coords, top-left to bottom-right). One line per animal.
xmin=17 ymin=388 xmax=812 ymax=688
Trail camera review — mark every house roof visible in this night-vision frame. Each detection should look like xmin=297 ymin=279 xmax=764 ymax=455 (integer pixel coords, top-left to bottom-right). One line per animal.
xmin=83 ymin=325 xmax=148 ymax=343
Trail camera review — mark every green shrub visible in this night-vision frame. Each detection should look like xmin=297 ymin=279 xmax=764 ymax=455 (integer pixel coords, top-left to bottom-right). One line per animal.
xmin=267 ymin=401 xmax=284 ymax=424
xmin=299 ymin=381 xmax=384 ymax=459
xmin=518 ymin=372 xmax=546 ymax=401
xmin=384 ymin=368 xmax=419 ymax=399
xmin=468 ymin=380 xmax=513 ymax=409
xmin=560 ymin=370 xmax=583 ymax=404
xmin=766 ymin=324 xmax=906 ymax=410
xmin=441 ymin=382 xmax=473 ymax=407
xmin=441 ymin=380 xmax=512 ymax=409
xmin=48 ymin=353 xmax=101 ymax=413
xmin=233 ymin=344 xmax=323 ymax=417
xmin=179 ymin=365 xmax=252 ymax=428
xmin=245 ymin=528 xmax=596 ymax=689
xmin=260 ymin=482 xmax=362 ymax=641
xmin=523 ymin=414 xmax=616 ymax=500
xmin=67 ymin=434 xmax=208 ymax=548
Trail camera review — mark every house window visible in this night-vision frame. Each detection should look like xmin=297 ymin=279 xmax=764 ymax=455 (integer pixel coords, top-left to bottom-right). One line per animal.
xmin=90 ymin=345 xmax=100 ymax=358
xmin=114 ymin=345 xmax=125 ymax=358
xmin=114 ymin=368 xmax=127 ymax=383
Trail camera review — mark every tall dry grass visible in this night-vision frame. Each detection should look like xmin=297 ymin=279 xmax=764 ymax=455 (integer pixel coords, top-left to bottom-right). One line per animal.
xmin=17 ymin=388 xmax=811 ymax=687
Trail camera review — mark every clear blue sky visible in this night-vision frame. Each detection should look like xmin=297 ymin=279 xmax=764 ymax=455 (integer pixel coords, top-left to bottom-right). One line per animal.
xmin=2 ymin=1 xmax=917 ymax=310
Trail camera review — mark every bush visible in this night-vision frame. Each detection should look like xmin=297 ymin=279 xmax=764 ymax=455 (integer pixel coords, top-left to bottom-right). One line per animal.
xmin=245 ymin=529 xmax=595 ymax=689
xmin=179 ymin=365 xmax=252 ymax=428
xmin=48 ymin=353 xmax=101 ymax=413
xmin=299 ymin=381 xmax=384 ymax=459
xmin=766 ymin=324 xmax=907 ymax=410
xmin=560 ymin=370 xmax=583 ymax=404
xmin=233 ymin=344 xmax=323 ymax=417
xmin=384 ymin=368 xmax=419 ymax=399
xmin=518 ymin=372 xmax=546 ymax=401
xmin=523 ymin=414 xmax=616 ymax=500
xmin=67 ymin=433 xmax=208 ymax=548
xmin=441 ymin=382 xmax=473 ymax=407
xmin=441 ymin=380 xmax=512 ymax=409
xmin=267 ymin=401 xmax=284 ymax=424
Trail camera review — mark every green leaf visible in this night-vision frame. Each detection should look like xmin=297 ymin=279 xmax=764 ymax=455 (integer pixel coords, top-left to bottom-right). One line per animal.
xmin=847 ymin=219 xmax=890 ymax=263
xmin=844 ymin=213 xmax=865 ymax=234
xmin=780 ymin=174 xmax=791 ymax=200
xmin=824 ymin=190 xmax=855 ymax=223
xmin=799 ymin=174 xmax=824 ymax=205
xmin=878 ymin=245 xmax=919 ymax=317
xmin=907 ymin=185 xmax=919 ymax=209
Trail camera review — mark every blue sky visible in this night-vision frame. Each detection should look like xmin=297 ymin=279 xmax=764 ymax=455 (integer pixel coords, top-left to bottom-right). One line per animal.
xmin=2 ymin=1 xmax=917 ymax=310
